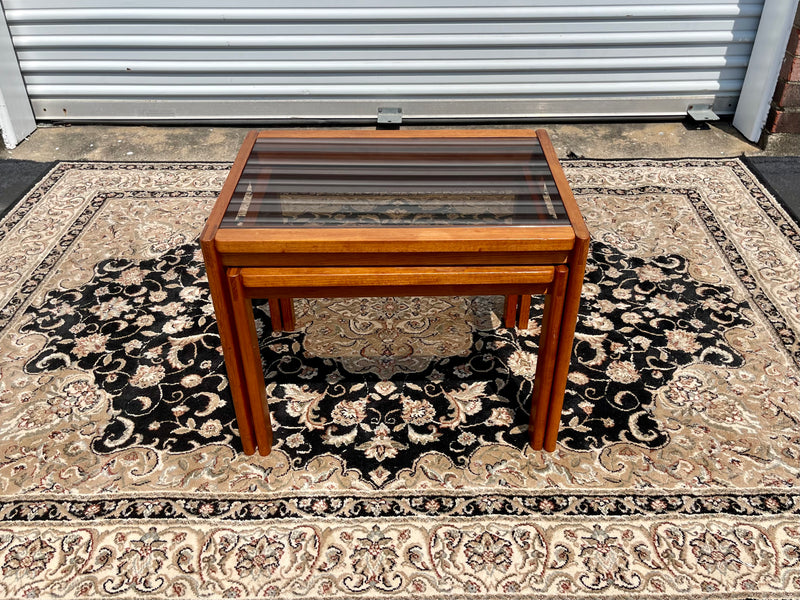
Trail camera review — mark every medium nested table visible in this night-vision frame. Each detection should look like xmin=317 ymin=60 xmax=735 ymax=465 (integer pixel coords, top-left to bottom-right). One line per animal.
xmin=200 ymin=129 xmax=589 ymax=456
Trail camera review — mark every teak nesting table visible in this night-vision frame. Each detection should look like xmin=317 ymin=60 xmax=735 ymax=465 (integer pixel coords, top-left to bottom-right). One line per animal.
xmin=200 ymin=129 xmax=589 ymax=456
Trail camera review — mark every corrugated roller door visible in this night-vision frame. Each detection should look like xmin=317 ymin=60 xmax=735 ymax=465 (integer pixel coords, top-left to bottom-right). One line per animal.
xmin=3 ymin=0 xmax=765 ymax=122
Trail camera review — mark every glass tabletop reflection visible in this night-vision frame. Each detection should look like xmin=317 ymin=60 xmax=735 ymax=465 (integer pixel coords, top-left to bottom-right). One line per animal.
xmin=221 ymin=136 xmax=570 ymax=229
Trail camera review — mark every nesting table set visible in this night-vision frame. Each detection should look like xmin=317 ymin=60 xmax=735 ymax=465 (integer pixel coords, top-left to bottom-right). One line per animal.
xmin=200 ymin=129 xmax=589 ymax=456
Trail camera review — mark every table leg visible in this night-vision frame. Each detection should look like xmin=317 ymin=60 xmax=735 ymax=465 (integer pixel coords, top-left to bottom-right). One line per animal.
xmin=529 ymin=265 xmax=568 ymax=450
xmin=505 ymin=295 xmax=535 ymax=330
xmin=268 ymin=299 xmax=283 ymax=332
xmin=504 ymin=295 xmax=519 ymax=328
xmin=543 ymin=246 xmax=589 ymax=451
xmin=517 ymin=295 xmax=532 ymax=330
xmin=266 ymin=298 xmax=295 ymax=332
xmin=280 ymin=298 xmax=296 ymax=331
xmin=200 ymin=243 xmax=257 ymax=455
xmin=229 ymin=269 xmax=274 ymax=455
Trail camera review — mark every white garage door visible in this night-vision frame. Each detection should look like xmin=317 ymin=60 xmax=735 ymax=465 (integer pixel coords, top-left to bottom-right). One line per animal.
xmin=3 ymin=0 xmax=764 ymax=123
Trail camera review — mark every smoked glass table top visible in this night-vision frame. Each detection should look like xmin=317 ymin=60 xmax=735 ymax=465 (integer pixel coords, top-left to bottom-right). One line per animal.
xmin=221 ymin=136 xmax=570 ymax=229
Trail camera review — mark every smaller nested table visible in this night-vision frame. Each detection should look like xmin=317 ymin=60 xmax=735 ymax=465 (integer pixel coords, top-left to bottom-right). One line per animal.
xmin=200 ymin=129 xmax=589 ymax=456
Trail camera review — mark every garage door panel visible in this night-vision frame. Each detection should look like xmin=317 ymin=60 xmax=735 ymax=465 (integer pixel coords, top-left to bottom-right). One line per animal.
xmin=3 ymin=0 xmax=764 ymax=122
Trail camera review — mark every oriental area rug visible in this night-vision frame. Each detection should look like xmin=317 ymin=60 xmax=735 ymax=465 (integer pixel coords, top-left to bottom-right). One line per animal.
xmin=0 ymin=159 xmax=798 ymax=600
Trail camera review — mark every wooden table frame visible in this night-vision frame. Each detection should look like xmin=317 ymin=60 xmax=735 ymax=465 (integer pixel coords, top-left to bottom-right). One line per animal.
xmin=200 ymin=129 xmax=589 ymax=456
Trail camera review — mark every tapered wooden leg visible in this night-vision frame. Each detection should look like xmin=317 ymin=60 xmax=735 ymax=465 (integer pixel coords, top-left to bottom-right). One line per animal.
xmin=543 ymin=243 xmax=590 ymax=451
xmin=229 ymin=269 xmax=273 ymax=456
xmin=268 ymin=299 xmax=283 ymax=332
xmin=280 ymin=298 xmax=296 ymax=331
xmin=529 ymin=265 xmax=568 ymax=450
xmin=200 ymin=242 xmax=256 ymax=455
xmin=504 ymin=295 xmax=519 ymax=328
xmin=517 ymin=295 xmax=532 ymax=330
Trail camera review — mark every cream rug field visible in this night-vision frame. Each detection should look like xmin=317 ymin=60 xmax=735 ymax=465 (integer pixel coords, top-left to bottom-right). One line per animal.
xmin=0 ymin=159 xmax=798 ymax=599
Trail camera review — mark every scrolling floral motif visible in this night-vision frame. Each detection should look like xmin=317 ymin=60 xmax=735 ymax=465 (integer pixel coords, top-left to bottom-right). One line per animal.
xmin=21 ymin=246 xmax=237 ymax=454
xmin=21 ymin=239 xmax=750 ymax=468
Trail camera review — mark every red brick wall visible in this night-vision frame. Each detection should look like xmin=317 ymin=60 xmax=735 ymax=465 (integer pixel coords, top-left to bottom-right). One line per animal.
xmin=766 ymin=4 xmax=800 ymax=134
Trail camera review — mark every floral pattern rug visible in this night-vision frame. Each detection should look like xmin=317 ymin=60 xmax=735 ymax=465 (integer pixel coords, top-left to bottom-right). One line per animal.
xmin=0 ymin=159 xmax=798 ymax=599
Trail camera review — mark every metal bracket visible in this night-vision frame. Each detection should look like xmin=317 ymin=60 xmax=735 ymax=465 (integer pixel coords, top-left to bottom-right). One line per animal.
xmin=687 ymin=104 xmax=720 ymax=122
xmin=377 ymin=107 xmax=402 ymax=125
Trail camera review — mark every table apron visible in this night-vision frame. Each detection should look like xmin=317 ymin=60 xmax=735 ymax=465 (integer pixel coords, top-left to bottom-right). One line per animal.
xmin=220 ymin=251 xmax=572 ymax=268
xmin=233 ymin=265 xmax=558 ymax=299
